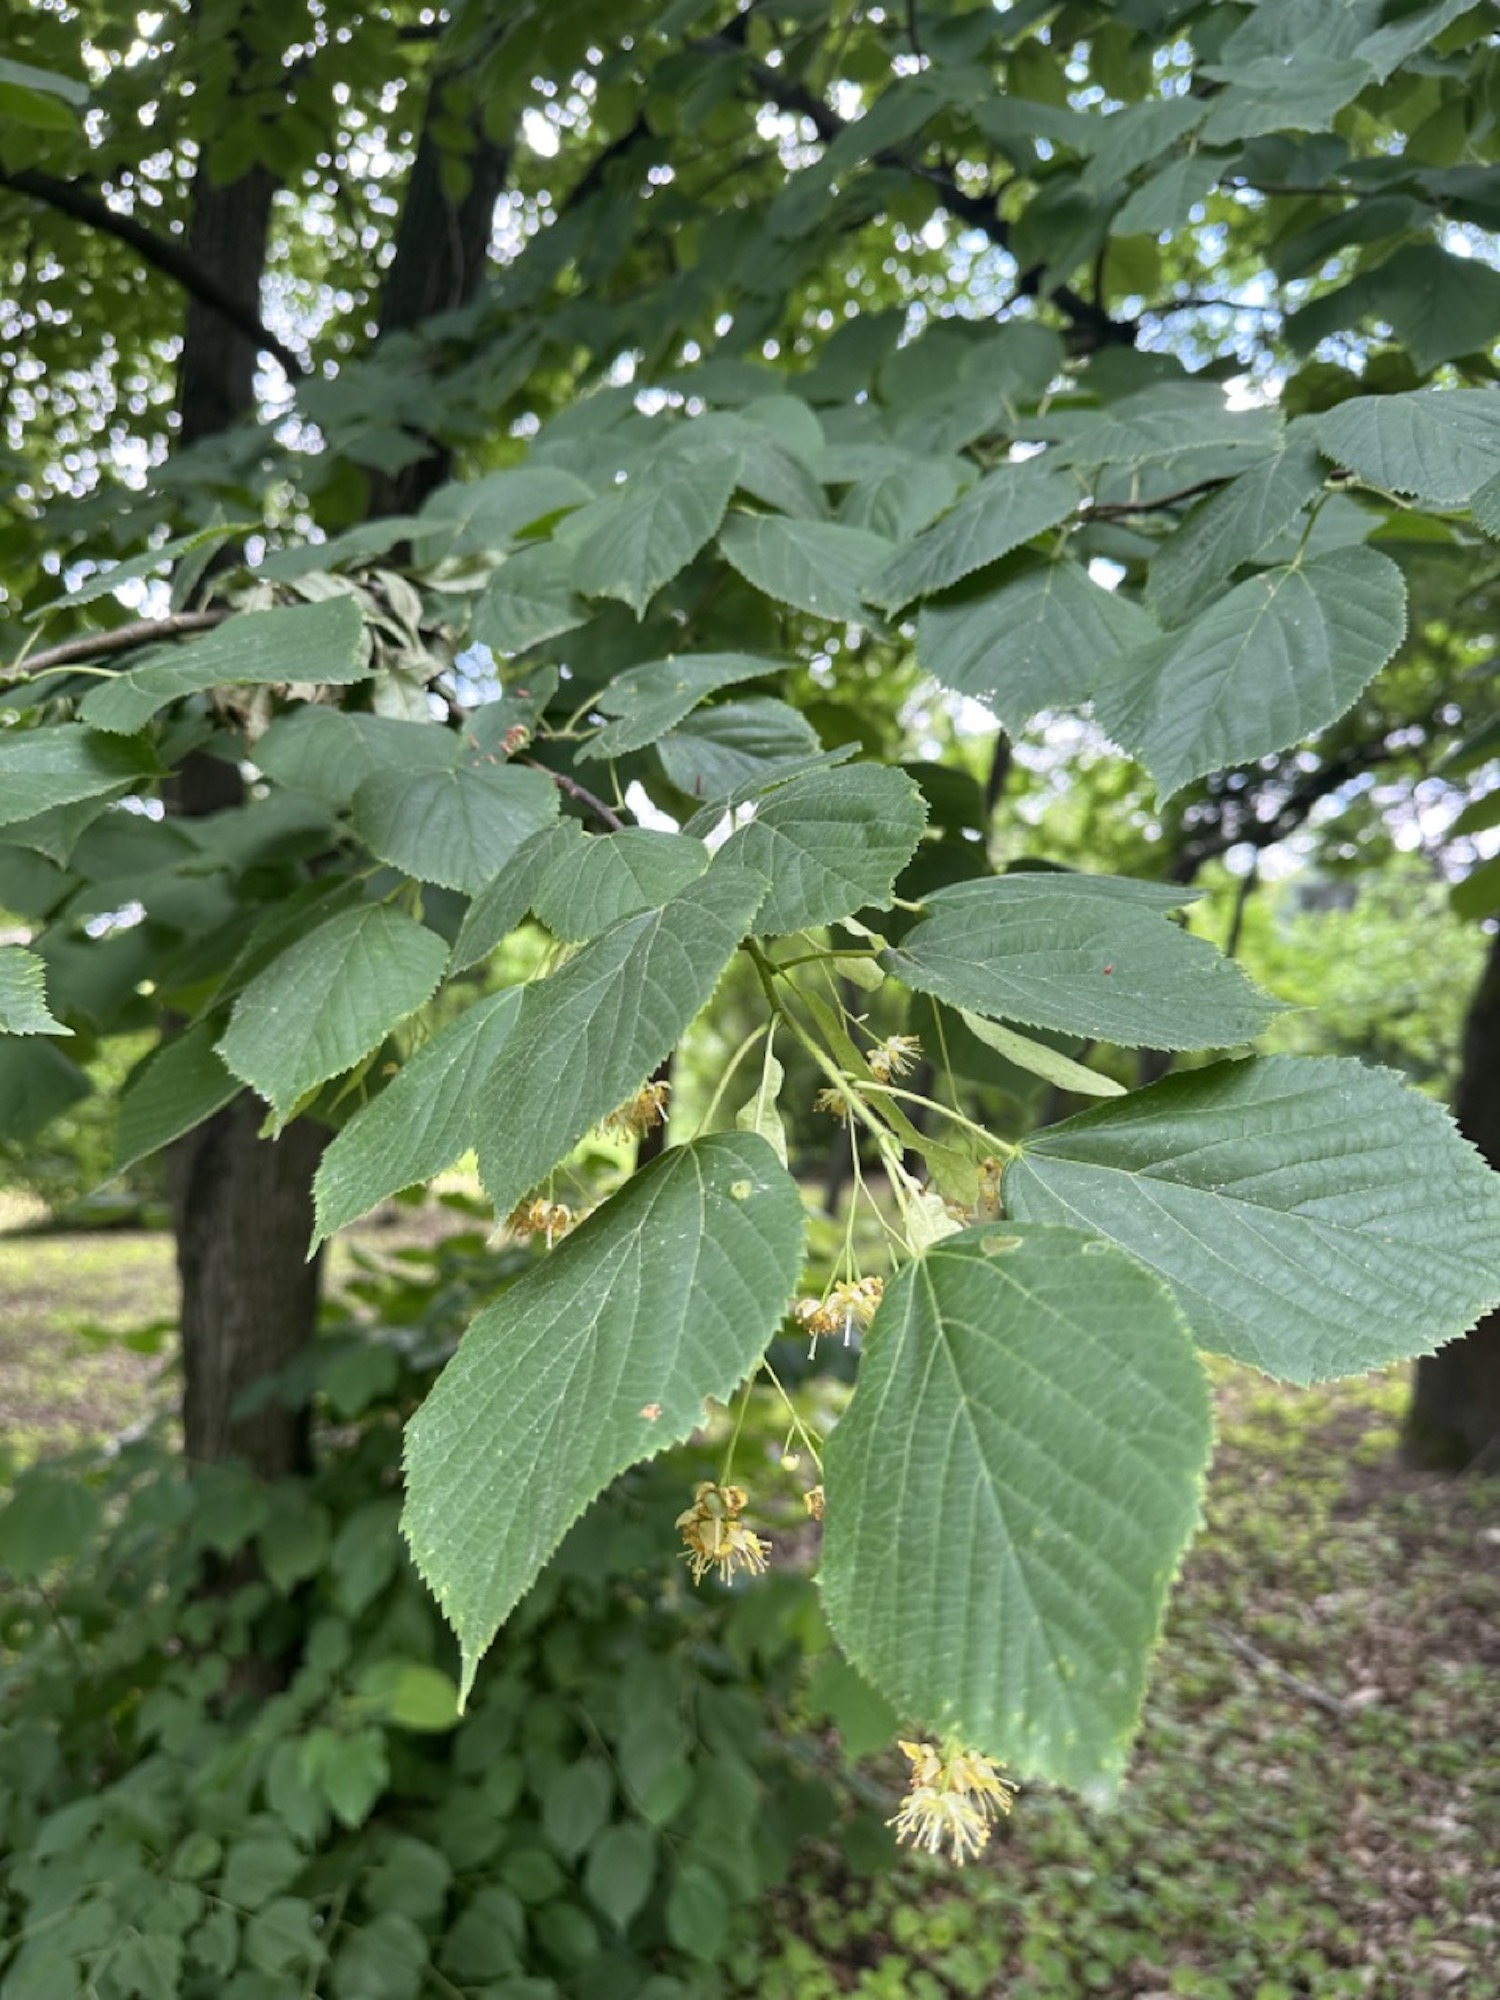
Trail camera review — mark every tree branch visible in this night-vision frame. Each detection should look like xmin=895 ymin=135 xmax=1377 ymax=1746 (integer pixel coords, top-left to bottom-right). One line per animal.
xmin=1087 ymin=475 xmax=1230 ymax=521
xmin=8 ymin=610 xmax=229 ymax=682
xmin=700 ymin=34 xmax=1134 ymax=350
xmin=521 ymin=756 xmax=626 ymax=831
xmin=0 ymin=167 xmax=307 ymax=381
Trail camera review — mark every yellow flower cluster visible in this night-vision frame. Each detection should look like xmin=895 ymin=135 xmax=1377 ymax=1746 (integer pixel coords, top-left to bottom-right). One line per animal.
xmin=605 ymin=1080 xmax=671 ymax=1137
xmin=802 ymin=1483 xmax=825 ymax=1521
xmin=813 ymin=1086 xmax=850 ymax=1121
xmin=505 ymin=1197 xmax=578 ymax=1244
xmin=792 ymin=1275 xmax=884 ymax=1345
xmin=675 ymin=1482 xmax=770 ymax=1586
xmin=867 ymin=1033 xmax=922 ymax=1084
xmin=888 ymin=1739 xmax=1016 ymax=1865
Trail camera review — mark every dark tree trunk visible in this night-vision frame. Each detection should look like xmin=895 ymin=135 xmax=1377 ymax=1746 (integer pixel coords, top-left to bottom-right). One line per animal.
xmin=366 ymin=100 xmax=510 ymax=517
xmin=171 ymin=1101 xmax=326 ymax=1471
xmin=175 ymin=164 xmax=277 ymax=448
xmin=1404 ymin=929 xmax=1500 ymax=1472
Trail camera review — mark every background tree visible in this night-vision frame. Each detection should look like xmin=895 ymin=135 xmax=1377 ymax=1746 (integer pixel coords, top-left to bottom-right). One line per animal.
xmin=4 ymin=0 xmax=1500 ymax=1804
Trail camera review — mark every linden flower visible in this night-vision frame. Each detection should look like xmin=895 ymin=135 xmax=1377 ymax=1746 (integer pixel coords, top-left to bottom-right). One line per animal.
xmin=605 ymin=1080 xmax=671 ymax=1137
xmin=813 ymin=1086 xmax=850 ymax=1121
xmin=506 ymin=1197 xmax=576 ymax=1244
xmin=792 ymin=1275 xmax=884 ymax=1346
xmin=889 ymin=1739 xmax=1016 ymax=1865
xmin=867 ymin=1033 xmax=922 ymax=1084
xmin=676 ymin=1482 xmax=770 ymax=1586
xmin=803 ymin=1484 xmax=825 ymax=1521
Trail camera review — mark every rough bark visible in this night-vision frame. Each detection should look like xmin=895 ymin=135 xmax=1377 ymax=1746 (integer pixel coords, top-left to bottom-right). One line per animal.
xmin=365 ymin=97 xmax=511 ymax=517
xmin=1404 ymin=929 xmax=1500 ymax=1472
xmin=175 ymin=164 xmax=278 ymax=447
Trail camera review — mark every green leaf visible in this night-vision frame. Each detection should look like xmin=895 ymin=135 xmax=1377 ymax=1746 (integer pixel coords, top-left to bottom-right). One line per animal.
xmin=306 ymin=1726 xmax=389 ymax=1828
xmin=451 ymin=823 xmax=581 ymax=973
xmin=1199 ymin=54 xmax=1371 ymax=146
xmin=362 ymin=1836 xmax=453 ymax=1922
xmin=718 ymin=513 xmax=893 ymax=621
xmin=312 ymin=988 xmax=522 ymax=1245
xmin=1004 ymin=1055 xmax=1500 ymax=1383
xmin=78 ymin=598 xmax=367 ymax=733
xmin=657 ymin=698 xmax=821 ymax=802
xmin=218 ymin=906 xmax=449 ymax=1127
xmin=1452 ymin=853 xmax=1500 ymax=921
xmin=957 ymin=1011 xmax=1126 ymax=1099
xmin=113 ymin=1023 xmax=240 ymax=1177
xmin=665 ymin=1863 xmax=731 ymax=1962
xmin=532 ymin=830 xmax=711 ymax=940
xmin=474 ymin=866 xmax=767 ymax=1223
xmin=543 ymin=1760 xmax=613 ymax=1860
xmin=1111 ymin=151 xmax=1226 ymax=237
xmin=584 ymin=1823 xmax=658 ymax=1932
xmin=717 ymin=765 xmax=927 ymax=933
xmin=1316 ymin=390 xmax=1500 ymax=508
xmin=884 ymin=874 xmax=1279 ymax=1050
xmin=1290 ymin=244 xmax=1500 ymax=376
xmin=821 ymin=1224 xmax=1210 ymax=1795
xmin=354 ymin=1661 xmax=462 ymax=1732
xmin=1048 ymin=389 xmax=1281 ymax=470
xmin=111 ymin=1932 xmax=185 ymax=1999
xmin=350 ymin=761 xmax=559 ymax=893
xmin=571 ymin=437 xmax=742 ymax=614
xmin=333 ymin=1911 xmax=428 ymax=2000
xmin=838 ymin=454 xmax=972 ymax=544
xmin=1093 ymin=547 xmax=1406 ymax=800
xmin=866 ymin=463 xmax=1081 ymax=612
xmin=0 ymin=945 xmax=69 ymax=1035
xmin=0 ymin=1473 xmax=101 ymax=1579
xmin=804 ymin=1653 xmax=901 ymax=1761
xmin=472 ymin=541 xmax=590 ymax=655
xmin=918 ymin=560 xmax=1156 ymax=733
xmin=404 ymin=1133 xmax=805 ymax=1701
xmin=1471 ymin=472 xmax=1500 ymax=543
xmin=735 ymin=1038 xmax=788 ymax=1166
xmin=34 ymin=525 xmax=252 ymax=614
xmin=415 ymin=465 xmax=592 ymax=559
xmin=221 ymin=1834 xmax=304 ymax=1912
xmin=577 ymin=652 xmax=780 ymax=762
xmin=255 ymin=707 xmax=458 ymax=808
xmin=0 ymin=726 xmax=157 ymax=828
xmin=0 ymin=1035 xmax=91 ymax=1142
xmin=1145 ymin=439 xmax=1328 ymax=628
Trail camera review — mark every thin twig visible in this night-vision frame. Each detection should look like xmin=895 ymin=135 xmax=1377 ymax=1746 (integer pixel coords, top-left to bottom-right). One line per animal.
xmin=1213 ymin=1622 xmax=1356 ymax=1719
xmin=521 ymin=757 xmax=626 ymax=830
xmin=8 ymin=610 xmax=229 ymax=681
xmin=1087 ymin=475 xmax=1228 ymax=521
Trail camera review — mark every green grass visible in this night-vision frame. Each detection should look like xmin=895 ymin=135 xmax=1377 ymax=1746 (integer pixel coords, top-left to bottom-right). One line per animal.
xmin=738 ymin=1370 xmax=1500 ymax=2000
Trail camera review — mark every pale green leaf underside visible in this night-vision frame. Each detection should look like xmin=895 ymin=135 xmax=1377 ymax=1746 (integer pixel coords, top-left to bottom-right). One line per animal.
xmin=885 ymin=875 xmax=1278 ymax=1050
xmin=1094 ymin=547 xmax=1406 ymax=799
xmin=867 ymin=464 xmax=1081 ymax=611
xmin=578 ymin=653 xmax=780 ymax=763
xmin=957 ymin=1011 xmax=1125 ymax=1098
xmin=718 ymin=513 xmax=893 ymax=622
xmin=718 ymin=764 xmax=927 ymax=933
xmin=350 ymin=761 xmax=559 ymax=893
xmin=0 ymin=946 xmax=69 ymax=1036
xmin=474 ymin=865 xmax=768 ymax=1224
xmin=0 ymin=727 xmax=156 ymax=828
xmin=821 ymin=1224 xmax=1210 ymax=1792
xmin=79 ymin=598 xmax=367 ymax=734
xmin=918 ymin=560 xmax=1155 ymax=733
xmin=1315 ymin=390 xmax=1500 ymax=508
xmin=403 ymin=1133 xmax=806 ymax=1703
xmin=113 ymin=1021 xmax=239 ymax=1176
xmin=531 ymin=830 xmax=711 ymax=942
xmin=313 ymin=988 xmax=522 ymax=1246
xmin=1004 ymin=1055 xmax=1500 ymax=1383
xmin=218 ymin=906 xmax=450 ymax=1125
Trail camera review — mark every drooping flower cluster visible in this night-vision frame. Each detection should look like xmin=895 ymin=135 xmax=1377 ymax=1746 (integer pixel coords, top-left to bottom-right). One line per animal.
xmin=675 ymin=1482 xmax=770 ymax=1586
xmin=813 ymin=1086 xmax=850 ymax=1121
xmin=867 ymin=1033 xmax=922 ymax=1084
xmin=802 ymin=1483 xmax=825 ymax=1521
xmin=888 ymin=1739 xmax=1016 ymax=1865
xmin=605 ymin=1080 xmax=671 ymax=1137
xmin=792 ymin=1275 xmax=884 ymax=1346
xmin=505 ymin=1197 xmax=577 ymax=1245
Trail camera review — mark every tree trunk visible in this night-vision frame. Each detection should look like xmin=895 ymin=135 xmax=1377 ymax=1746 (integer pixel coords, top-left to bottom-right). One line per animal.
xmin=1404 ymin=929 xmax=1500 ymax=1471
